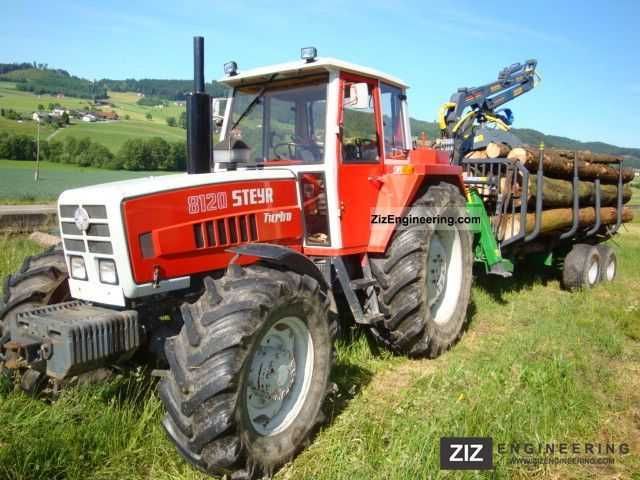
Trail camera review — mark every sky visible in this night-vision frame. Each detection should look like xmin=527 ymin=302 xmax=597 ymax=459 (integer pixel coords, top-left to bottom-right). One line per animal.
xmin=2 ymin=0 xmax=639 ymax=147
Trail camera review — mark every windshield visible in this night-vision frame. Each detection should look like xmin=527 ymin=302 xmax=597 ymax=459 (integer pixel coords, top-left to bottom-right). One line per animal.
xmin=221 ymin=74 xmax=328 ymax=164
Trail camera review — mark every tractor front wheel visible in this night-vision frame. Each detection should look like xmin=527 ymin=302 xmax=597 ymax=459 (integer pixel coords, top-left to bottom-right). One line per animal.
xmin=159 ymin=264 xmax=336 ymax=479
xmin=1 ymin=244 xmax=70 ymax=382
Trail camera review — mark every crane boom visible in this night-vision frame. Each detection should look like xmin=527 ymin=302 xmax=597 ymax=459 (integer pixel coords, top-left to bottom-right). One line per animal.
xmin=439 ymin=59 xmax=539 ymax=163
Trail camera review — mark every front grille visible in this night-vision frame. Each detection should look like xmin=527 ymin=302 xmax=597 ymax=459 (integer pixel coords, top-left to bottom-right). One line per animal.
xmin=64 ymin=238 xmax=85 ymax=252
xmin=88 ymin=240 xmax=113 ymax=254
xmin=194 ymin=214 xmax=258 ymax=249
xmin=87 ymin=223 xmax=110 ymax=237
xmin=59 ymin=204 xmax=112 ymax=262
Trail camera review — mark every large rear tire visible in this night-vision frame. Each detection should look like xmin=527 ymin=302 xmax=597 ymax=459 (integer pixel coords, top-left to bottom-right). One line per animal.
xmin=159 ymin=264 xmax=336 ymax=479
xmin=370 ymin=182 xmax=473 ymax=358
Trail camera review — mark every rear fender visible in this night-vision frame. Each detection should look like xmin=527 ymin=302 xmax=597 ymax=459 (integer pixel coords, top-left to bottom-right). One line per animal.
xmin=367 ymin=167 xmax=466 ymax=253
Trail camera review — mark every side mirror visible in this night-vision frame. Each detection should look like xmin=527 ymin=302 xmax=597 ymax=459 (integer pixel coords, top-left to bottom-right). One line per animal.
xmin=344 ymin=83 xmax=370 ymax=110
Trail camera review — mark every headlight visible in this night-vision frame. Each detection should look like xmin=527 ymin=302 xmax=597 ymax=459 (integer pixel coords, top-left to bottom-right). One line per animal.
xmin=98 ymin=259 xmax=118 ymax=285
xmin=69 ymin=256 xmax=87 ymax=280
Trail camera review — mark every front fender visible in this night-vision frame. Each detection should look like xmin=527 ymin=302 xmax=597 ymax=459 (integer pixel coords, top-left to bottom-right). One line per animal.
xmin=227 ymin=243 xmax=328 ymax=291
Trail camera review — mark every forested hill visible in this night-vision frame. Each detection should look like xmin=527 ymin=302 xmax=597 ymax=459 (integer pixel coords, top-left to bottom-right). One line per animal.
xmin=98 ymin=78 xmax=228 ymax=101
xmin=409 ymin=119 xmax=640 ymax=169
xmin=0 ymin=64 xmax=107 ymax=99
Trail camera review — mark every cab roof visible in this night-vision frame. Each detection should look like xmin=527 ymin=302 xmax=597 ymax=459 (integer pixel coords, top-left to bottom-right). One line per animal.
xmin=218 ymin=57 xmax=408 ymax=89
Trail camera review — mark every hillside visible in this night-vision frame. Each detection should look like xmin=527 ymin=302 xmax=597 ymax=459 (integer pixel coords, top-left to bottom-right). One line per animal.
xmin=0 ymin=67 xmax=107 ymax=99
xmin=408 ymin=119 xmax=640 ymax=168
xmin=99 ymin=78 xmax=227 ymax=101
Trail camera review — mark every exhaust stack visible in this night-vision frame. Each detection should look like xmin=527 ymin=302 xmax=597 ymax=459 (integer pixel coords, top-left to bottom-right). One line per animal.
xmin=186 ymin=36 xmax=212 ymax=174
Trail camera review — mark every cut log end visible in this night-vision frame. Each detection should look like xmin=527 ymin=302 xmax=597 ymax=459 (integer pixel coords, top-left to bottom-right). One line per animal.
xmin=486 ymin=142 xmax=511 ymax=159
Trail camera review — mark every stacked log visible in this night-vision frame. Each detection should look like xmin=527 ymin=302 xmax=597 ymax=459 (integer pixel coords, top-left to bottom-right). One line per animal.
xmin=464 ymin=142 xmax=635 ymax=240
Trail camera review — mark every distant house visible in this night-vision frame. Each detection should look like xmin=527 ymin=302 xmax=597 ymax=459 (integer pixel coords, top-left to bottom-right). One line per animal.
xmin=95 ymin=110 xmax=119 ymax=121
xmin=56 ymin=93 xmax=65 ymax=99
xmin=32 ymin=111 xmax=51 ymax=122
xmin=82 ymin=114 xmax=97 ymax=122
xmin=52 ymin=107 xmax=69 ymax=117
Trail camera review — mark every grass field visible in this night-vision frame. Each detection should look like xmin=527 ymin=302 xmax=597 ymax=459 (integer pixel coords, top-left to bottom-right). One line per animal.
xmin=0 ymin=81 xmax=186 ymax=152
xmin=0 ymin=81 xmax=90 ymax=113
xmin=0 ymin=223 xmax=638 ymax=479
xmin=53 ymin=119 xmax=185 ymax=152
xmin=0 ymin=159 xmax=169 ymax=203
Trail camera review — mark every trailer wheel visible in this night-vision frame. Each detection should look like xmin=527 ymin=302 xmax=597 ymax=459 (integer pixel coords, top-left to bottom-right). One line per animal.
xmin=1 ymin=244 xmax=69 ymax=366
xmin=596 ymin=245 xmax=616 ymax=282
xmin=562 ymin=244 xmax=601 ymax=290
xmin=370 ymin=182 xmax=473 ymax=358
xmin=159 ymin=265 xmax=335 ymax=479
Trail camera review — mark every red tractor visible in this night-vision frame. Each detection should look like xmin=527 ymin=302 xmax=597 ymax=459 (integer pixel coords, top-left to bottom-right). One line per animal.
xmin=0 ymin=38 xmax=626 ymax=478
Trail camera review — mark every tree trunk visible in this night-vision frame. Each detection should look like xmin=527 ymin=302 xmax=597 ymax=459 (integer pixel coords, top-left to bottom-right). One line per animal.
xmin=498 ymin=206 xmax=634 ymax=240
xmin=486 ymin=142 xmax=511 ymax=159
xmin=465 ymin=149 xmax=488 ymax=160
xmin=553 ymin=149 xmax=622 ymax=164
xmin=507 ymin=147 xmax=635 ymax=184
xmin=526 ymin=176 xmax=632 ymax=208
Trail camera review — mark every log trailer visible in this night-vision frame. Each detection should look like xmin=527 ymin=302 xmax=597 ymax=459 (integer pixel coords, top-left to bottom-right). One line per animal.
xmin=0 ymin=38 xmax=631 ymax=478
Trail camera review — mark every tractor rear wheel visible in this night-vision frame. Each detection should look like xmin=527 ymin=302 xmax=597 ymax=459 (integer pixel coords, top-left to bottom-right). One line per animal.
xmin=159 ymin=264 xmax=336 ymax=479
xmin=562 ymin=244 xmax=601 ymax=290
xmin=370 ymin=182 xmax=473 ymax=358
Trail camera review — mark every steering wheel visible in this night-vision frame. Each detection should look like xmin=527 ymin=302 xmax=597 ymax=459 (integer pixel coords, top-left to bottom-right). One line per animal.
xmin=355 ymin=137 xmax=376 ymax=148
xmin=272 ymin=142 xmax=296 ymax=159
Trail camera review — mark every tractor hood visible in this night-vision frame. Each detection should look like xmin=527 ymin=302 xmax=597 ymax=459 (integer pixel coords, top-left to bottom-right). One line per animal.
xmin=58 ymin=169 xmax=297 ymax=205
xmin=57 ymin=168 xmax=301 ymax=307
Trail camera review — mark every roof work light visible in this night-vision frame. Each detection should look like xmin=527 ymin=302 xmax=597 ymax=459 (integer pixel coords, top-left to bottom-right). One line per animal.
xmin=301 ymin=47 xmax=317 ymax=63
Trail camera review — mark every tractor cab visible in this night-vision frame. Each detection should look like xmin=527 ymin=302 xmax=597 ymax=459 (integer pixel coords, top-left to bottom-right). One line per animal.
xmin=215 ymin=50 xmax=413 ymax=251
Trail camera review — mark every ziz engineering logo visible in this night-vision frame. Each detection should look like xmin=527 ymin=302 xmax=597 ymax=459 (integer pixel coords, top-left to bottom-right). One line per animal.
xmin=440 ymin=437 xmax=493 ymax=470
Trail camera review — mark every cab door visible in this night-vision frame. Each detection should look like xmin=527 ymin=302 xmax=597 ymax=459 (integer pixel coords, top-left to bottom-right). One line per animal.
xmin=337 ymin=73 xmax=384 ymax=250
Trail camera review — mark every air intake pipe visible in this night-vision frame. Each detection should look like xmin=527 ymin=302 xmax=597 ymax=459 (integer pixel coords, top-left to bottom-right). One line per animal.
xmin=186 ymin=36 xmax=212 ymax=174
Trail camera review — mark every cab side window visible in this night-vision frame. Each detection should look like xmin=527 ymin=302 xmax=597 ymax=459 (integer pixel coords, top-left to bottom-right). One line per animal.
xmin=380 ymin=83 xmax=408 ymax=158
xmin=341 ymin=82 xmax=379 ymax=163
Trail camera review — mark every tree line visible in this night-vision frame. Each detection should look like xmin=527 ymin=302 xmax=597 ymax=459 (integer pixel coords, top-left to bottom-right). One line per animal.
xmin=99 ymin=78 xmax=228 ymax=101
xmin=0 ymin=132 xmax=186 ymax=171
xmin=0 ymin=68 xmax=108 ymax=99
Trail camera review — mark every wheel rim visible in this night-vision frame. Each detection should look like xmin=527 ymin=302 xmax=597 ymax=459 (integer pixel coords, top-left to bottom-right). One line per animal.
xmin=427 ymin=229 xmax=463 ymax=325
xmin=587 ymin=257 xmax=599 ymax=285
xmin=245 ymin=316 xmax=314 ymax=436
xmin=606 ymin=257 xmax=616 ymax=281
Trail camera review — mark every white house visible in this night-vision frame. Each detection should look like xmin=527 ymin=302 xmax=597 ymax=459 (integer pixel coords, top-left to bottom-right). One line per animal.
xmin=32 ymin=112 xmax=50 ymax=122
xmin=52 ymin=108 xmax=68 ymax=117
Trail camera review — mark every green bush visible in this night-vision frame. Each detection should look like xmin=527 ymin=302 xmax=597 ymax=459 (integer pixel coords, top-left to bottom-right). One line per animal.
xmin=0 ymin=133 xmax=36 ymax=160
xmin=0 ymin=132 xmax=185 ymax=172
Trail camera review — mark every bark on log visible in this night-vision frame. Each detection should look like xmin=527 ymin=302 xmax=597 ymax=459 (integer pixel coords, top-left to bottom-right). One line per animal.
xmin=527 ymin=176 xmax=632 ymax=208
xmin=507 ymin=147 xmax=635 ymax=184
xmin=498 ymin=206 xmax=634 ymax=240
xmin=486 ymin=142 xmax=511 ymax=159
xmin=553 ymin=149 xmax=622 ymax=164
